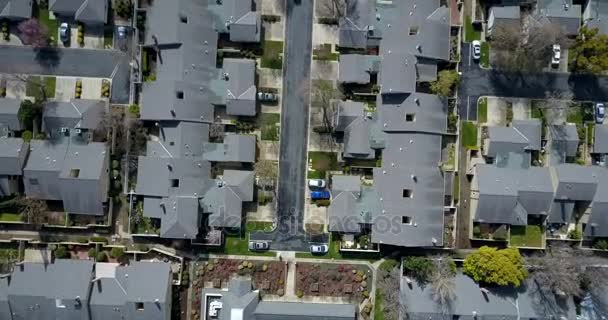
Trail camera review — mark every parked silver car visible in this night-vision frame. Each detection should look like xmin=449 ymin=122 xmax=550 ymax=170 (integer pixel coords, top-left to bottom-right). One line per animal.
xmin=248 ymin=241 xmax=270 ymax=251
xmin=59 ymin=22 xmax=70 ymax=43
xmin=310 ymin=244 xmax=328 ymax=254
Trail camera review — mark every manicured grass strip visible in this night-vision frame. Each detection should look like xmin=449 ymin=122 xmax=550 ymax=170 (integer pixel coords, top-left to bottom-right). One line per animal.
xmin=478 ymin=97 xmax=487 ymax=124
xmin=104 ymin=28 xmax=114 ymax=48
xmin=464 ymin=16 xmax=481 ymax=42
xmin=461 ymin=121 xmax=478 ymax=149
xmin=25 ymin=76 xmax=56 ymax=100
xmin=374 ymin=292 xmax=385 ymax=320
xmin=480 ymin=42 xmax=490 ymax=68
xmin=245 ymin=221 xmax=274 ymax=232
xmin=221 ymin=235 xmax=276 ymax=257
xmin=510 ymin=225 xmax=543 ymax=248
xmin=453 ymin=173 xmax=460 ymax=202
xmin=0 ymin=213 xmax=21 ymax=222
xmin=587 ymin=123 xmax=595 ymax=146
xmin=261 ymin=41 xmax=283 ymax=69
xmin=35 ymin=7 xmax=58 ymax=46
xmin=313 ymin=44 xmax=339 ymax=61
xmin=260 ymin=113 xmax=280 ymax=141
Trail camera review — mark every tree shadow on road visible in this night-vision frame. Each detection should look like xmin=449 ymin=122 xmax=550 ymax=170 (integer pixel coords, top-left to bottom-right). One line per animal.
xmin=34 ymin=47 xmax=61 ymax=70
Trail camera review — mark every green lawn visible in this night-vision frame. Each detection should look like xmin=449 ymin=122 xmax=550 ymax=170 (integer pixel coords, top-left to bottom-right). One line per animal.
xmin=461 ymin=121 xmax=478 ymax=149
xmin=313 ymin=44 xmax=339 ymax=61
xmin=260 ymin=113 xmax=280 ymax=141
xmin=0 ymin=213 xmax=21 ymax=222
xmin=221 ymin=235 xmax=276 ymax=257
xmin=464 ymin=16 xmax=481 ymax=42
xmin=307 ymin=151 xmax=338 ymax=179
xmin=374 ymin=292 xmax=385 ymax=320
xmin=531 ymin=102 xmax=543 ymax=119
xmin=480 ymin=42 xmax=490 ymax=68
xmin=261 ymin=41 xmax=284 ymax=69
xmin=478 ymin=97 xmax=488 ymax=123
xmin=35 ymin=7 xmax=58 ymax=46
xmin=26 ymin=76 xmax=56 ymax=100
xmin=244 ymin=221 xmax=274 ymax=232
xmin=567 ymin=106 xmax=584 ymax=125
xmin=510 ymin=225 xmax=543 ymax=248
xmin=588 ymin=123 xmax=595 ymax=146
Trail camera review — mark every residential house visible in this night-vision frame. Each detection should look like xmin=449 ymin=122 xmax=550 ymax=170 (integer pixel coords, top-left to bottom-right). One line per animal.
xmin=549 ymin=124 xmax=579 ymax=165
xmin=42 ymin=99 xmax=106 ymax=140
xmin=592 ymin=124 xmax=608 ymax=163
xmin=338 ymin=0 xmax=376 ymax=49
xmin=0 ymin=97 xmax=23 ymax=135
xmin=207 ymin=0 xmax=261 ymax=43
xmin=90 ymin=262 xmax=172 ymax=320
xmin=584 ymin=0 xmax=608 ymax=34
xmin=0 ymin=0 xmax=33 ymax=20
xmin=24 ymin=140 xmax=109 ymax=215
xmin=401 ymin=271 xmax=576 ymax=319
xmin=220 ymin=58 xmax=257 ymax=116
xmin=0 ymin=137 xmax=27 ymax=196
xmin=0 ymin=260 xmax=172 ymax=320
xmin=200 ymin=277 xmax=357 ymax=320
xmin=535 ymin=0 xmax=582 ymax=37
xmin=203 ymin=134 xmax=256 ymax=163
xmin=487 ymin=5 xmax=521 ymax=36
xmin=49 ymin=0 xmax=109 ymax=25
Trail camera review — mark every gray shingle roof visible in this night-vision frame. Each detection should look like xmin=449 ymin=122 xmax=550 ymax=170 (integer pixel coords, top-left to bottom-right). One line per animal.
xmin=338 ymin=0 xmax=373 ymax=48
xmin=0 ymin=137 xmax=27 ymax=176
xmin=549 ymin=124 xmax=579 ymax=164
xmin=377 ymin=93 xmax=447 ymax=134
xmin=553 ymin=164 xmax=599 ymax=201
xmin=141 ymin=81 xmax=216 ymax=123
xmin=491 ymin=5 xmax=521 ymax=19
xmin=254 ymin=302 xmax=357 ymax=320
xmin=379 ymin=53 xmax=417 ymax=94
xmin=201 ymin=277 xmax=260 ymax=320
xmin=329 ymin=175 xmax=364 ymax=233
xmin=0 ymin=0 xmax=33 ymax=19
xmin=49 ymin=0 xmax=107 ymax=24
xmin=207 ymin=0 xmax=261 ymax=42
xmin=338 ymin=54 xmax=380 ymax=84
xmin=512 ymin=119 xmax=542 ymax=151
xmin=203 ymin=134 xmax=256 ymax=163
xmin=402 ymin=272 xmax=576 ymax=319
xmin=0 ymin=97 xmax=22 ymax=132
xmin=222 ymin=58 xmax=257 ymax=116
xmin=585 ymin=0 xmax=608 ymax=35
xmin=594 ymin=125 xmax=608 ymax=154
xmin=136 ymin=156 xmax=211 ymax=198
xmin=43 ymin=99 xmax=105 ymax=132
xmin=536 ymin=0 xmax=581 ymax=36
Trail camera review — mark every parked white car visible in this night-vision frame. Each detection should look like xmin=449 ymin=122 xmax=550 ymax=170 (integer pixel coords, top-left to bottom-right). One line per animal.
xmin=596 ymin=103 xmax=605 ymax=124
xmin=551 ymin=44 xmax=561 ymax=66
xmin=472 ymin=40 xmax=481 ymax=60
xmin=59 ymin=23 xmax=70 ymax=43
xmin=308 ymin=179 xmax=326 ymax=188
xmin=310 ymin=244 xmax=328 ymax=254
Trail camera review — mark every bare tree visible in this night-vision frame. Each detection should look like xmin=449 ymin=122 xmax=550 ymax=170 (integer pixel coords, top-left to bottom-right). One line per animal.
xmin=254 ymin=160 xmax=278 ymax=190
xmin=528 ymin=244 xmax=587 ymax=298
xmin=311 ymin=80 xmax=342 ymax=133
xmin=320 ymin=0 xmax=347 ymax=20
xmin=209 ymin=123 xmax=225 ymax=141
xmin=17 ymin=19 xmax=49 ymax=48
xmin=430 ymin=257 xmax=456 ymax=314
xmin=536 ymin=91 xmax=574 ymax=125
xmin=377 ymin=265 xmax=405 ymax=320
xmin=490 ymin=19 xmax=567 ymax=72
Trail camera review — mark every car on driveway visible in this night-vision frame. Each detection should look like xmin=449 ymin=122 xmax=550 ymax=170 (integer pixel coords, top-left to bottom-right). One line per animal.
xmin=308 ymin=179 xmax=326 ymax=188
xmin=248 ymin=241 xmax=270 ymax=251
xmin=310 ymin=244 xmax=328 ymax=254
xmin=59 ymin=23 xmax=70 ymax=43
xmin=472 ymin=40 xmax=481 ymax=60
xmin=257 ymin=92 xmax=278 ymax=102
xmin=551 ymin=44 xmax=561 ymax=67
xmin=310 ymin=190 xmax=330 ymax=200
xmin=596 ymin=103 xmax=605 ymax=124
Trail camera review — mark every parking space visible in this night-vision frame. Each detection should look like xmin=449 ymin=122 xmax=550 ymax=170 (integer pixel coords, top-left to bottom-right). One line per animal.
xmin=4 ymin=78 xmax=26 ymax=99
xmin=80 ymin=77 xmax=104 ymax=99
xmin=56 ymin=23 xmax=104 ymax=49
xmin=312 ymin=24 xmax=338 ymax=46
xmin=54 ymin=77 xmax=77 ymax=101
xmin=311 ymin=60 xmax=338 ymax=80
xmin=510 ymin=98 xmax=531 ymax=120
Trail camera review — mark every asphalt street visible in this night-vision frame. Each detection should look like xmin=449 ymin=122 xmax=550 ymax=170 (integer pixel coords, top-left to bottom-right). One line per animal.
xmin=458 ymin=43 xmax=608 ymax=120
xmin=249 ymin=0 xmax=327 ymax=251
xmin=0 ymin=45 xmax=130 ymax=104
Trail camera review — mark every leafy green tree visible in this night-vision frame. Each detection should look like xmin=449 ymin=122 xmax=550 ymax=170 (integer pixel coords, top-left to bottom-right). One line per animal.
xmin=463 ymin=246 xmax=528 ymax=287
xmin=110 ymin=247 xmax=125 ymax=259
xmin=21 ymin=131 xmax=33 ymax=143
xmin=570 ymin=27 xmax=608 ymax=74
xmin=430 ymin=70 xmax=460 ymax=97
xmin=403 ymin=256 xmax=435 ymax=282
xmin=114 ymin=0 xmax=133 ymax=19
xmin=54 ymin=245 xmax=70 ymax=259
xmin=18 ymin=100 xmax=42 ymax=131
xmin=96 ymin=251 xmax=108 ymax=262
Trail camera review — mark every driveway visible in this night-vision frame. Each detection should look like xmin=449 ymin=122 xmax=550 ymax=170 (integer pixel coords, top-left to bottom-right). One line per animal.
xmin=0 ymin=45 xmax=130 ymax=103
xmin=459 ymin=42 xmax=608 ymax=120
xmin=250 ymin=0 xmax=328 ymax=251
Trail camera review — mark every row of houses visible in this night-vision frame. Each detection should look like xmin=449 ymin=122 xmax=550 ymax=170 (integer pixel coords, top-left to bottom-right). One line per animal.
xmin=325 ymin=0 xmax=453 ymax=248
xmin=488 ymin=0 xmax=608 ymax=37
xmin=470 ymin=116 xmax=608 ymax=243
xmin=0 ymin=97 xmax=109 ymax=217
xmin=132 ymin=0 xmax=261 ymax=239
xmin=0 ymin=259 xmax=172 ymax=320
xmin=1 ymin=0 xmax=108 ymax=25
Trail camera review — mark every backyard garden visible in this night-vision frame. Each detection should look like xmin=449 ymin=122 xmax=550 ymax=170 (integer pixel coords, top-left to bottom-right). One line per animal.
xmin=295 ymin=262 xmax=372 ymax=302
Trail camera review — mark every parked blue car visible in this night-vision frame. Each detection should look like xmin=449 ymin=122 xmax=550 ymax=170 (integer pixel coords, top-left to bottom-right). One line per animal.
xmin=310 ymin=190 xmax=330 ymax=200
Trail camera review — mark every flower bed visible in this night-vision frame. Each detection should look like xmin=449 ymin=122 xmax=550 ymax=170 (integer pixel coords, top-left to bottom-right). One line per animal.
xmin=295 ymin=263 xmax=371 ymax=302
